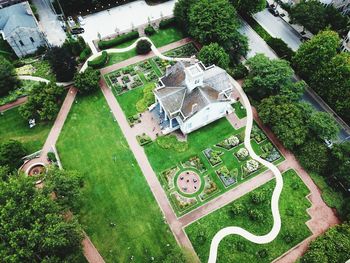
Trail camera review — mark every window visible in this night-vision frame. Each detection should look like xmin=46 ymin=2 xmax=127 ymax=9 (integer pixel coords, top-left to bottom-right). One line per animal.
xmin=19 ymin=40 xmax=24 ymax=46
xmin=30 ymin=37 xmax=34 ymax=43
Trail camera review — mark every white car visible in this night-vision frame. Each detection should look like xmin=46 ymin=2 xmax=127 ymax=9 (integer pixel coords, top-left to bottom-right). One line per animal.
xmin=77 ymin=15 xmax=85 ymax=25
xmin=67 ymin=16 xmax=75 ymax=27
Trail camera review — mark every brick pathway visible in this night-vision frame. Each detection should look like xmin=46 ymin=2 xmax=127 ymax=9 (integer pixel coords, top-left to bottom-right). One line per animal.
xmin=0 ymin=97 xmax=27 ymax=112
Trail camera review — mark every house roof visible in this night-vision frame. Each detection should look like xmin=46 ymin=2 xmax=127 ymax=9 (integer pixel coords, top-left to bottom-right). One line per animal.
xmin=155 ymin=61 xmax=232 ymax=120
xmin=0 ymin=2 xmax=37 ymax=38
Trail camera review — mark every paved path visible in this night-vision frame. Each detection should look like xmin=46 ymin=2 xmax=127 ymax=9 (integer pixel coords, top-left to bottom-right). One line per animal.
xmin=0 ymin=97 xmax=27 ymax=112
xmin=82 ymin=234 xmax=106 ymax=263
xmin=18 ymin=75 xmax=73 ymax=86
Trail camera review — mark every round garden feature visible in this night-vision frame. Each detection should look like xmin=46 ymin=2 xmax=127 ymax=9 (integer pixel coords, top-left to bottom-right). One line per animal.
xmin=177 ymin=170 xmax=201 ymax=195
xmin=27 ymin=163 xmax=46 ymax=177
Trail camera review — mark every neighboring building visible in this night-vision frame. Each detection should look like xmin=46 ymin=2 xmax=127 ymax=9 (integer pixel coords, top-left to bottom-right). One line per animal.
xmin=152 ymin=60 xmax=235 ymax=135
xmin=318 ymin=0 xmax=350 ymax=14
xmin=341 ymin=31 xmax=350 ymax=52
xmin=0 ymin=0 xmax=24 ymax=8
xmin=0 ymin=2 xmax=47 ymax=57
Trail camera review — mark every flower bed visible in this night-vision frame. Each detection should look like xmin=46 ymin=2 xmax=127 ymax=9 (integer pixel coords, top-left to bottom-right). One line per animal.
xmin=164 ymin=43 xmax=198 ymax=58
xmin=160 ymin=166 xmax=179 ymax=190
xmin=136 ymin=133 xmax=152 ymax=146
xmin=216 ymin=135 xmax=240 ymax=150
xmin=235 ymin=147 xmax=249 ymax=161
xmin=144 ymin=71 xmax=158 ymax=82
xmin=251 ymin=124 xmax=267 ymax=143
xmin=260 ymin=142 xmax=281 ymax=162
xmin=216 ymin=166 xmax=237 ymax=187
xmin=182 ymin=155 xmax=206 ymax=173
xmin=243 ymin=159 xmax=260 ymax=177
xmin=136 ymin=60 xmax=152 ymax=71
xmin=203 ymin=148 xmax=223 ymax=167
xmin=199 ymin=176 xmax=218 ymax=201
xmin=171 ymin=192 xmax=197 ymax=211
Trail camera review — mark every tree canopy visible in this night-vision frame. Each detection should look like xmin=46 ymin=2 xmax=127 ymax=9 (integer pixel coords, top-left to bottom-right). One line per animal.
xmin=188 ymin=0 xmax=248 ymax=61
xmin=292 ymin=30 xmax=340 ymax=81
xmin=0 ymin=56 xmax=19 ymax=97
xmin=230 ymin=0 xmax=265 ymax=15
xmin=19 ymin=82 xmax=64 ymax=122
xmin=309 ymin=112 xmax=339 ymax=141
xmin=173 ymin=0 xmax=196 ymax=34
xmin=0 ymin=173 xmax=83 ymax=262
xmin=0 ymin=140 xmax=26 ymax=171
xmin=46 ymin=46 xmax=77 ymax=82
xmin=198 ymin=43 xmax=230 ymax=69
xmin=74 ymin=67 xmax=100 ymax=94
xmin=327 ymin=142 xmax=350 ymax=191
xmin=136 ymin=39 xmax=152 ymax=55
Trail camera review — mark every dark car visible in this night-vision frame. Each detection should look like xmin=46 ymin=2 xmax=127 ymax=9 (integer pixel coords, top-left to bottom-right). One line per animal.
xmin=71 ymin=27 xmax=85 ymax=35
xmin=268 ymin=6 xmax=279 ymax=16
xmin=300 ymin=36 xmax=311 ymax=42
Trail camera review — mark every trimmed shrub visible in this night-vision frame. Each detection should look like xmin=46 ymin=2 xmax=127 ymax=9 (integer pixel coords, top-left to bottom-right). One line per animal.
xmin=250 ymin=191 xmax=266 ymax=204
xmin=248 ymin=209 xmax=264 ymax=221
xmin=230 ymin=63 xmax=248 ymax=79
xmin=266 ymin=38 xmax=295 ymax=61
xmin=87 ymin=51 xmax=109 ymax=69
xmin=79 ymin=47 xmax=92 ymax=63
xmin=159 ymin=17 xmax=176 ymax=29
xmin=144 ymin=25 xmax=156 ymax=36
xmin=47 ymin=152 xmax=57 ymax=163
xmin=228 ymin=203 xmax=244 ymax=218
xmin=98 ymin=31 xmax=139 ymax=50
xmin=136 ymin=40 xmax=152 ymax=55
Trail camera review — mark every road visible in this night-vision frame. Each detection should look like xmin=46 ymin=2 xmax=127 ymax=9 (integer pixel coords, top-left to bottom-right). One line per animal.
xmin=253 ymin=9 xmax=302 ymax=51
xmin=238 ymin=18 xmax=278 ymax=59
xmin=32 ymin=0 xmax=66 ymax=47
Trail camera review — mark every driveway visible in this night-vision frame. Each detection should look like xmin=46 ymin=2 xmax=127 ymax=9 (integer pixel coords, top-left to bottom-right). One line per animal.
xmin=81 ymin=0 xmax=176 ymax=44
xmin=32 ymin=0 xmax=66 ymax=47
xmin=253 ymin=9 xmax=302 ymax=51
xmin=238 ymin=18 xmax=278 ymax=59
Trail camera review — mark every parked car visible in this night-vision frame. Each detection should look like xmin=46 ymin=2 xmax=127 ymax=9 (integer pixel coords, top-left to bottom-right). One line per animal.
xmin=71 ymin=27 xmax=85 ymax=35
xmin=77 ymin=15 xmax=85 ymax=25
xmin=59 ymin=21 xmax=67 ymax=31
xmin=67 ymin=16 xmax=75 ymax=27
xmin=268 ymin=6 xmax=279 ymax=16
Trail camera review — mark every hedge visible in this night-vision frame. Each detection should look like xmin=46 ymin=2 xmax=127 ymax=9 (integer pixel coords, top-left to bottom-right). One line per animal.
xmin=79 ymin=47 xmax=92 ymax=63
xmin=144 ymin=25 xmax=156 ymax=36
xmin=87 ymin=51 xmax=109 ymax=69
xmin=98 ymin=31 xmax=139 ymax=50
xmin=266 ymin=38 xmax=295 ymax=62
xmin=159 ymin=17 xmax=176 ymax=29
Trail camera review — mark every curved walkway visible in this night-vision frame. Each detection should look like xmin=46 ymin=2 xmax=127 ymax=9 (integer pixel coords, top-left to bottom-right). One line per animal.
xmin=18 ymin=75 xmax=73 ymax=86
xmin=207 ymin=78 xmax=283 ymax=263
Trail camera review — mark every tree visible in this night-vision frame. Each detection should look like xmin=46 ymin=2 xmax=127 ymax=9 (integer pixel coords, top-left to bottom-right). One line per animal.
xmin=324 ymin=5 xmax=349 ymax=35
xmin=290 ymin=0 xmax=327 ymax=34
xmin=0 ymin=165 xmax=10 ymax=181
xmin=174 ymin=0 xmax=196 ymax=34
xmin=43 ymin=167 xmax=83 ymax=212
xmin=309 ymin=52 xmax=350 ymax=123
xmin=46 ymin=46 xmax=77 ymax=82
xmin=230 ymin=0 xmax=265 ymax=15
xmin=309 ymin=112 xmax=339 ymax=141
xmin=0 ymin=175 xmax=83 ymax=262
xmin=136 ymin=39 xmax=152 ymax=55
xmin=19 ymin=82 xmax=64 ymax=121
xmin=0 ymin=140 xmax=26 ymax=171
xmin=327 ymin=142 xmax=350 ymax=190
xmin=258 ymin=96 xmax=311 ymax=149
xmin=296 ymin=139 xmax=329 ymax=174
xmin=0 ymin=56 xmax=19 ymax=96
xmin=198 ymin=43 xmax=230 ymax=69
xmin=74 ymin=67 xmax=100 ymax=94
xmin=188 ymin=0 xmax=248 ymax=61
xmin=244 ymin=54 xmax=296 ymax=99
xmin=292 ymin=30 xmax=340 ymax=81
xmin=301 ymin=222 xmax=350 ymax=263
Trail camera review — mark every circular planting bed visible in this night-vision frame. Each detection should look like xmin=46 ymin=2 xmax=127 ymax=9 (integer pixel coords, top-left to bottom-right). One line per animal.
xmin=176 ymin=170 xmax=202 ymax=195
xmin=27 ymin=164 xmax=46 ymax=176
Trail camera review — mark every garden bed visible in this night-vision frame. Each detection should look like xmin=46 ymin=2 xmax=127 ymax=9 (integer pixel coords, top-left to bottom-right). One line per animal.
xmin=203 ymin=148 xmax=224 ymax=167
xmin=182 ymin=155 xmax=206 ymax=173
xmin=216 ymin=166 xmax=237 ymax=188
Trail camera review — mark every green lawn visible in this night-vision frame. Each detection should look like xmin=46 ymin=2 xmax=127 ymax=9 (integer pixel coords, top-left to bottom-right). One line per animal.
xmin=56 ymin=92 xmax=178 ymax=262
xmin=116 ymin=85 xmax=145 ymax=117
xmin=0 ymin=107 xmax=52 ymax=153
xmin=106 ymin=49 xmax=138 ymax=66
xmin=234 ymin=101 xmax=247 ymax=119
xmin=185 ymin=169 xmax=312 ymax=263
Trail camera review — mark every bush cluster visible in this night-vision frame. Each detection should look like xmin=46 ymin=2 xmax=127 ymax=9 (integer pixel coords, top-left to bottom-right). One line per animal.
xmin=87 ymin=51 xmax=109 ymax=69
xmin=98 ymin=31 xmax=140 ymax=49
xmin=266 ymin=38 xmax=295 ymax=62
xmin=144 ymin=25 xmax=156 ymax=36
xmin=159 ymin=17 xmax=176 ymax=29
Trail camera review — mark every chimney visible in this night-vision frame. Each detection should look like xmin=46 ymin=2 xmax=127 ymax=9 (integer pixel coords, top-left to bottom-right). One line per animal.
xmin=165 ymin=65 xmax=171 ymax=76
xmin=190 ymin=55 xmax=196 ymax=65
xmin=191 ymin=103 xmax=198 ymax=114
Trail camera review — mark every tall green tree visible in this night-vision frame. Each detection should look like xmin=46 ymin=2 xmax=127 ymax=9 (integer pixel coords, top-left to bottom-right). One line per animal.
xmin=230 ymin=0 xmax=265 ymax=15
xmin=309 ymin=112 xmax=339 ymax=141
xmin=0 ymin=56 xmax=19 ymax=96
xmin=74 ymin=67 xmax=100 ymax=94
xmin=188 ymin=0 xmax=248 ymax=61
xmin=46 ymin=46 xmax=77 ymax=82
xmin=292 ymin=30 xmax=339 ymax=81
xmin=0 ymin=140 xmax=26 ymax=171
xmin=19 ymin=82 xmax=64 ymax=121
xmin=0 ymin=174 xmax=83 ymax=262
xmin=328 ymin=142 xmax=350 ymax=190
xmin=173 ymin=0 xmax=196 ymax=34
xmin=198 ymin=43 xmax=230 ymax=69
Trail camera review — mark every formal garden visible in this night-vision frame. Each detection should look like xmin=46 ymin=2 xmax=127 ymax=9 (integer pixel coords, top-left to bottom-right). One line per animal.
xmin=144 ymin=119 xmax=285 ymax=216
xmin=185 ymin=169 xmax=312 ymax=262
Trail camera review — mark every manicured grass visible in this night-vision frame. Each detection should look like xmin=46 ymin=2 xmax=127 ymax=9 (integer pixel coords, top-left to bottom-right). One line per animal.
xmin=116 ymin=85 xmax=145 ymax=117
xmin=149 ymin=27 xmax=184 ymax=47
xmin=56 ymin=92 xmax=178 ymax=262
xmin=234 ymin=101 xmax=247 ymax=119
xmin=185 ymin=169 xmax=312 ymax=263
xmin=105 ymin=49 xmax=138 ymax=66
xmin=0 ymin=107 xmax=52 ymax=153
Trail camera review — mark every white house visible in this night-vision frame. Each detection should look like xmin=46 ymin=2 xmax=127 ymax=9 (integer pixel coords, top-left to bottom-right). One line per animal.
xmin=0 ymin=2 xmax=48 ymax=57
xmin=318 ymin=0 xmax=350 ymax=14
xmin=341 ymin=31 xmax=350 ymax=52
xmin=152 ymin=60 xmax=235 ymax=134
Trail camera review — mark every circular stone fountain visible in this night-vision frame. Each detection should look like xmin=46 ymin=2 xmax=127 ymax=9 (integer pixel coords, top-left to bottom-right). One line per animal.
xmin=176 ymin=170 xmax=201 ymax=195
xmin=26 ymin=163 xmax=46 ymax=176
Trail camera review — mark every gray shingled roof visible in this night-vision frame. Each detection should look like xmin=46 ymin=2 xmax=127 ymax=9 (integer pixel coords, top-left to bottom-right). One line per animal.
xmin=0 ymin=2 xmax=37 ymax=38
xmin=155 ymin=61 xmax=232 ymax=120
